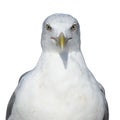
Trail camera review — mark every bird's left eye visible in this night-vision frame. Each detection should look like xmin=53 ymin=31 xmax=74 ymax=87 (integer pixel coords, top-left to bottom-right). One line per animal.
xmin=46 ymin=24 xmax=52 ymax=31
xmin=70 ymin=24 xmax=77 ymax=31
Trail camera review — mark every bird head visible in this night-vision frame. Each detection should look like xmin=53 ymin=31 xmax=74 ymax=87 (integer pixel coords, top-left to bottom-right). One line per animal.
xmin=41 ymin=13 xmax=81 ymax=53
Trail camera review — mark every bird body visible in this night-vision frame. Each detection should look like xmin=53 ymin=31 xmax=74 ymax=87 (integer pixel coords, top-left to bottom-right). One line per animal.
xmin=6 ymin=14 xmax=108 ymax=120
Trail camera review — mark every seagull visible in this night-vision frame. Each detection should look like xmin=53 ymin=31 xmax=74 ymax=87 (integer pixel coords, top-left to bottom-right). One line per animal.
xmin=6 ymin=13 xmax=109 ymax=120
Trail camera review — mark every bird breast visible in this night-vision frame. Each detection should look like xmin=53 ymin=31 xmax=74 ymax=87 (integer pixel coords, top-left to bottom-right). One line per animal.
xmin=13 ymin=52 xmax=105 ymax=120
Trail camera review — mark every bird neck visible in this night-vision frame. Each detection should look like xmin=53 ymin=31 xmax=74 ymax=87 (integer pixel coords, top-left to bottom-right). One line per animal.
xmin=35 ymin=50 xmax=87 ymax=73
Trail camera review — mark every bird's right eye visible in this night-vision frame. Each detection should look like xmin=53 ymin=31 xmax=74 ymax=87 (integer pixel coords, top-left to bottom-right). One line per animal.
xmin=46 ymin=24 xmax=52 ymax=31
xmin=70 ymin=24 xmax=77 ymax=31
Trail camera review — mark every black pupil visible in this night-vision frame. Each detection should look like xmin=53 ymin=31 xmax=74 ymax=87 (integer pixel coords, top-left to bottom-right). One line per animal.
xmin=71 ymin=24 xmax=76 ymax=30
xmin=46 ymin=25 xmax=51 ymax=30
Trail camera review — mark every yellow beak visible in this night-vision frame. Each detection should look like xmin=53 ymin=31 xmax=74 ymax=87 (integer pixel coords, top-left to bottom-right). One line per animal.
xmin=59 ymin=32 xmax=65 ymax=49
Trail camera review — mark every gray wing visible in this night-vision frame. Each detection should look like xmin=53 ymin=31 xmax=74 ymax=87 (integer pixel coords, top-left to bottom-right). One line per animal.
xmin=88 ymin=71 xmax=109 ymax=120
xmin=6 ymin=71 xmax=30 ymax=120
xmin=6 ymin=92 xmax=16 ymax=120
xmin=103 ymin=101 xmax=109 ymax=120
xmin=99 ymin=83 xmax=109 ymax=120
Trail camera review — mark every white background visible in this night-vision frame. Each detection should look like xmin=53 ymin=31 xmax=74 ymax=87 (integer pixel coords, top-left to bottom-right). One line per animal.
xmin=0 ymin=0 xmax=120 ymax=119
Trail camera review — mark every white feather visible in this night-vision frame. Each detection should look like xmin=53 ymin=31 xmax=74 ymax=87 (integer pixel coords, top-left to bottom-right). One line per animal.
xmin=8 ymin=14 xmax=107 ymax=120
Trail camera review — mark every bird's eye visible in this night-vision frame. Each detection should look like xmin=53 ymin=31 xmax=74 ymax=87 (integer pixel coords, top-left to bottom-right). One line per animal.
xmin=46 ymin=24 xmax=52 ymax=31
xmin=70 ymin=24 xmax=77 ymax=31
